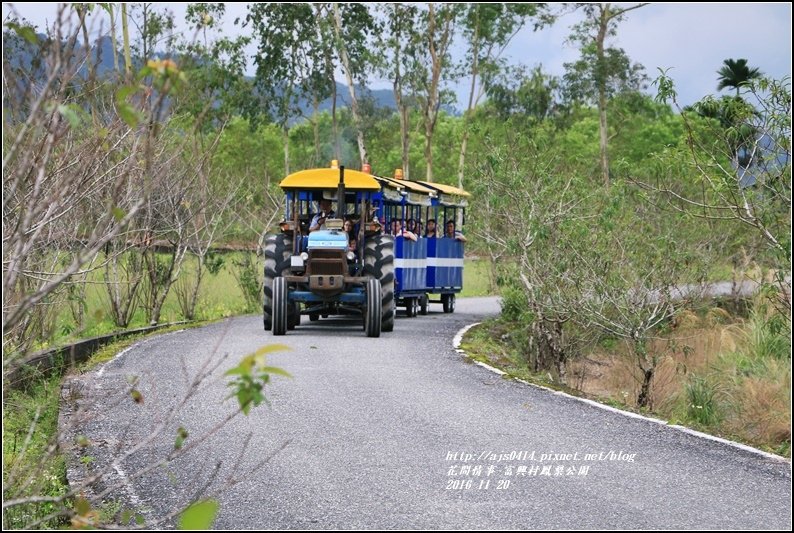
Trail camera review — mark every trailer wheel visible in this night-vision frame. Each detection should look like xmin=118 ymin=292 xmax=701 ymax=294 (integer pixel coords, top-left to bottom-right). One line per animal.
xmin=442 ymin=293 xmax=456 ymax=314
xmin=263 ymin=234 xmax=293 ymax=331
xmin=365 ymin=279 xmax=382 ymax=338
xmin=364 ymin=235 xmax=395 ymax=332
xmin=272 ymin=277 xmax=288 ymax=336
xmin=405 ymin=297 xmax=418 ymax=318
xmin=419 ymin=294 xmax=428 ymax=315
xmin=309 ymin=313 xmax=319 ymax=322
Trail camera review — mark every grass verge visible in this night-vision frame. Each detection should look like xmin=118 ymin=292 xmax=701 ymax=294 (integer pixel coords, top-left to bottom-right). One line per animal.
xmin=461 ymin=310 xmax=791 ymax=457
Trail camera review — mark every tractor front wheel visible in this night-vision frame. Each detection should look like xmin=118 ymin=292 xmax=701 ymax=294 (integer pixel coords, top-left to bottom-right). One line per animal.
xmin=272 ymin=277 xmax=288 ymax=336
xmin=365 ymin=279 xmax=382 ymax=338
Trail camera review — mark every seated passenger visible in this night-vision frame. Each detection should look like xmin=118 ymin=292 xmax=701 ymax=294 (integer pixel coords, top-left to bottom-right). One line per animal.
xmin=343 ymin=219 xmax=356 ymax=241
xmin=425 ymin=219 xmax=437 ymax=239
xmin=390 ymin=219 xmax=417 ymax=241
xmin=443 ymin=220 xmax=467 ymax=242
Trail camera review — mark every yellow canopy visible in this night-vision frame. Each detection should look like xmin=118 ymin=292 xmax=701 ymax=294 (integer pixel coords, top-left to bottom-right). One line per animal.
xmin=417 ymin=181 xmax=471 ymax=197
xmin=374 ymin=176 xmax=438 ymax=196
xmin=280 ymin=168 xmax=381 ymax=191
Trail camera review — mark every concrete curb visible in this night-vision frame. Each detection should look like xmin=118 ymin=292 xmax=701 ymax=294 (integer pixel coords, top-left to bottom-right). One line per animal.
xmin=5 ymin=322 xmax=187 ymax=392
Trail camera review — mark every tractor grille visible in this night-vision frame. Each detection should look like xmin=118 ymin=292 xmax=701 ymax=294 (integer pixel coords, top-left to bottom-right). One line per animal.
xmin=308 ymin=250 xmax=345 ymax=276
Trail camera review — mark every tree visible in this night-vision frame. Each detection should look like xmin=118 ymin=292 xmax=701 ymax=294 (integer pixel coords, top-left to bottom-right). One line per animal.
xmin=331 ymin=2 xmax=375 ymax=167
xmin=416 ymin=3 xmax=460 ymax=182
xmin=650 ymin=72 xmax=791 ymax=316
xmin=564 ymin=2 xmax=648 ymax=187
xmin=470 ymin=134 xmax=706 ymax=405
xmin=246 ymin=3 xmax=316 ymax=175
xmin=717 ymin=58 xmax=763 ymax=96
xmin=456 ymin=3 xmax=546 ymax=188
xmin=373 ymin=4 xmax=422 ymax=179
xmin=485 ymin=64 xmax=561 ymax=121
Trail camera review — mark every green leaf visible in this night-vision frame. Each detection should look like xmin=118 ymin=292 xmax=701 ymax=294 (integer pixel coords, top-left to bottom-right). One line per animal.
xmin=251 ymin=343 xmax=291 ymax=357
xmin=5 ymin=22 xmax=38 ymax=44
xmin=179 ymin=499 xmax=219 ymax=530
xmin=111 ymin=206 xmax=126 ymax=221
xmin=135 ymin=513 xmax=146 ymax=526
xmin=175 ymin=426 xmax=188 ymax=449
xmin=130 ymin=389 xmax=143 ymax=404
xmin=259 ymin=366 xmax=292 ymax=378
xmin=115 ymin=85 xmax=138 ymax=104
xmin=117 ymin=101 xmax=142 ymax=128
xmin=57 ymin=104 xmax=82 ymax=128
xmin=120 ymin=508 xmax=132 ymax=524
xmin=75 ymin=496 xmax=91 ymax=516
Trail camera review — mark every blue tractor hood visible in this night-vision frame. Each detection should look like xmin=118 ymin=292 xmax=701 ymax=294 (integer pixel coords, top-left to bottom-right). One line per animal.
xmin=307 ymin=230 xmax=348 ymax=250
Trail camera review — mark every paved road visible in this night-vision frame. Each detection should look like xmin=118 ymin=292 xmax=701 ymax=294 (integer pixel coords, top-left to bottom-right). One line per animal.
xmin=63 ymin=297 xmax=791 ymax=529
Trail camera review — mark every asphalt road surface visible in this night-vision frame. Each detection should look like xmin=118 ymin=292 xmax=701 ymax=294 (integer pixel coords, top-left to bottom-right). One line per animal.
xmin=63 ymin=297 xmax=791 ymax=529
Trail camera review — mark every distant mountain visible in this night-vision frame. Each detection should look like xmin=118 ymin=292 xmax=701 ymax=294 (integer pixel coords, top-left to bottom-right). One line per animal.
xmin=4 ymin=34 xmax=457 ymax=117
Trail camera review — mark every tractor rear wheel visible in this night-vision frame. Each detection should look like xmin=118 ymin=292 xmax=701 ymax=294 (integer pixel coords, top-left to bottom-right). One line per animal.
xmin=288 ymin=302 xmax=301 ymax=330
xmin=364 ymin=235 xmax=395 ymax=332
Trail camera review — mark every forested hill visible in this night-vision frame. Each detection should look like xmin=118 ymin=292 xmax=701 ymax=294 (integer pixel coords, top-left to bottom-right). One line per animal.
xmin=7 ymin=34 xmax=409 ymax=115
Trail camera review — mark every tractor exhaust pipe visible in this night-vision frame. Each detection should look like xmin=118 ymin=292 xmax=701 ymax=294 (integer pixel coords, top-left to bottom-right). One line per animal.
xmin=337 ymin=165 xmax=345 ymax=216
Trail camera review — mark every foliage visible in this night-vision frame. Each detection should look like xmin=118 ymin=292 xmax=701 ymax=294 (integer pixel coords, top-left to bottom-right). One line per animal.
xmin=2 ymin=376 xmax=68 ymax=529
xmin=225 ymin=344 xmax=292 ymax=415
xmin=717 ymin=58 xmax=763 ymax=95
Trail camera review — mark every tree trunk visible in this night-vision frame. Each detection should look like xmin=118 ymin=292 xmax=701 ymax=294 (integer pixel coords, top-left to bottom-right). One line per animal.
xmin=392 ymin=16 xmax=410 ymax=180
xmin=282 ymin=126 xmax=290 ymax=176
xmin=331 ymin=79 xmax=340 ymax=160
xmin=597 ymin=4 xmax=610 ymax=187
xmin=312 ymin=93 xmax=320 ymax=167
xmin=421 ymin=4 xmax=452 ymax=183
xmin=424 ymin=128 xmax=434 ymax=183
xmin=121 ymin=3 xmax=132 ymax=80
xmin=457 ymin=8 xmax=480 ymax=189
xmin=400 ymin=104 xmax=410 ymax=180
xmin=332 ymin=3 xmax=367 ymax=166
xmin=147 ymin=245 xmax=187 ymax=325
xmin=110 ymin=4 xmax=119 ymax=72
xmin=637 ymin=368 xmax=654 ymax=408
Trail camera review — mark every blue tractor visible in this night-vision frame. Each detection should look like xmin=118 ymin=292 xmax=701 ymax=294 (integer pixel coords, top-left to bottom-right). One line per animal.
xmin=263 ymin=163 xmax=394 ymax=337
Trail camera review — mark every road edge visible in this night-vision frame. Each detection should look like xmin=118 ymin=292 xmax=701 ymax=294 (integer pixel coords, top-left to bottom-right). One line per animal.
xmin=453 ymin=321 xmax=790 ymax=464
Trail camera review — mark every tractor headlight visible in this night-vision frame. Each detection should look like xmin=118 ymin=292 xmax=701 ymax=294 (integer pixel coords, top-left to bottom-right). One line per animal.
xmin=300 ymin=252 xmax=309 ymax=261
xmin=346 ymin=251 xmax=355 ymax=261
xmin=290 ymin=255 xmax=305 ymax=272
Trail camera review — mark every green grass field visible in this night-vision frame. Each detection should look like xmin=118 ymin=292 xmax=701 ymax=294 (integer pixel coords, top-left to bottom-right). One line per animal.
xmin=45 ymin=253 xmax=495 ymax=350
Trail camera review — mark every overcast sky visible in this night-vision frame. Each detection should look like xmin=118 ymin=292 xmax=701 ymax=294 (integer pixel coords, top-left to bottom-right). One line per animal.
xmin=3 ymin=2 xmax=791 ymax=108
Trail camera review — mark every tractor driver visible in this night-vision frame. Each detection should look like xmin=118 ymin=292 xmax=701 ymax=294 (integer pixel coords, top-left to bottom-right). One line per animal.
xmin=310 ymin=199 xmax=336 ymax=232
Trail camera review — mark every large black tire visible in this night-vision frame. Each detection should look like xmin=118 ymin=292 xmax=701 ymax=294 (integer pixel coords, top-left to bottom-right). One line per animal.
xmin=365 ymin=278 xmax=382 ymax=338
xmin=363 ymin=235 xmax=395 ymax=332
xmin=288 ymin=302 xmax=301 ymax=330
xmin=405 ymin=297 xmax=418 ymax=318
xmin=263 ymin=234 xmax=293 ymax=331
xmin=272 ymin=277 xmax=288 ymax=335
xmin=442 ymin=293 xmax=456 ymax=314
xmin=419 ymin=294 xmax=428 ymax=315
